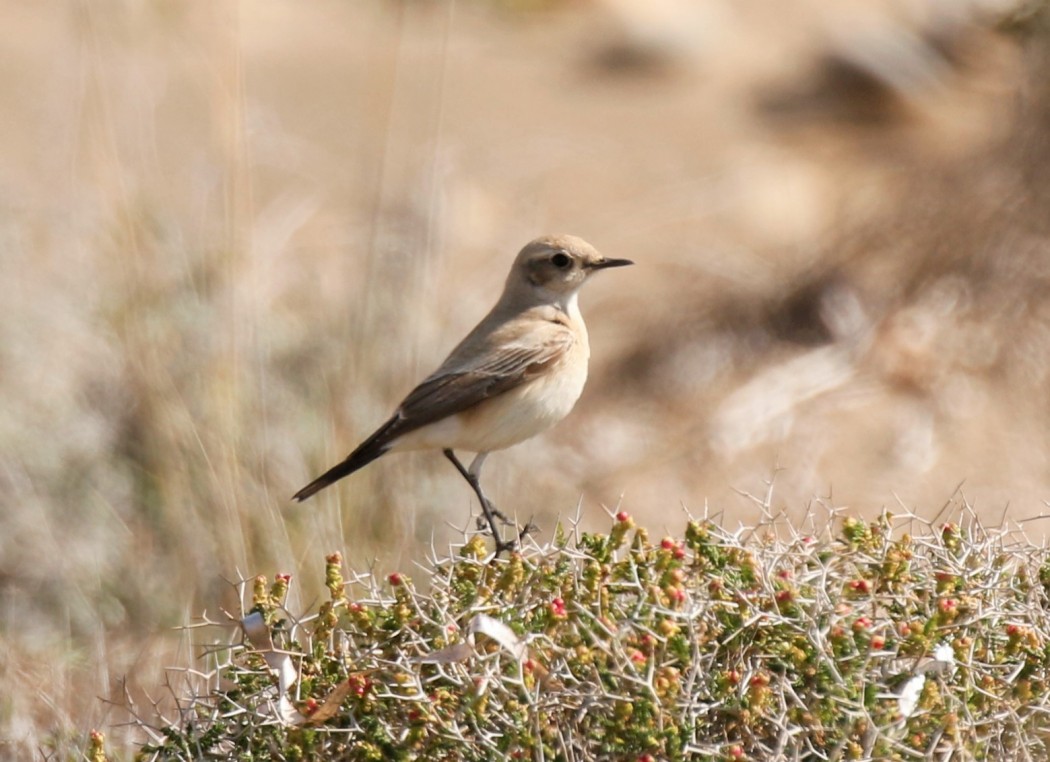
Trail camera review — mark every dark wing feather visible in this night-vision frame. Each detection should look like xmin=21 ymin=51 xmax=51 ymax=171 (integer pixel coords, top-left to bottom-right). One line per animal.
xmin=395 ymin=331 xmax=575 ymax=432
xmin=292 ymin=327 xmax=574 ymax=501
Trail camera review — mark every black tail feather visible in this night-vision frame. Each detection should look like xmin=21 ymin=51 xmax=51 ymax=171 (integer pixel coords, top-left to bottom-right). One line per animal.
xmin=292 ymin=418 xmax=398 ymax=501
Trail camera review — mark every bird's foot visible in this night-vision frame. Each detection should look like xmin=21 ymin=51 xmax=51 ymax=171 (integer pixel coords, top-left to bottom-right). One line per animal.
xmin=517 ymin=518 xmax=538 ymax=542
xmin=491 ymin=506 xmax=516 ymax=527
xmin=476 ymin=502 xmax=535 ymax=557
xmin=493 ymin=535 xmax=518 ymax=556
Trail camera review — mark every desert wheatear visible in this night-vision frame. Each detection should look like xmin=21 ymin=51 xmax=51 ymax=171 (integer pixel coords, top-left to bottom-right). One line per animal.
xmin=293 ymin=235 xmax=632 ymax=552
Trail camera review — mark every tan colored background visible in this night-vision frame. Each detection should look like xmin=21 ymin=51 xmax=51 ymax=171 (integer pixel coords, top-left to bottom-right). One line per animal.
xmin=2 ymin=0 xmax=1049 ymax=754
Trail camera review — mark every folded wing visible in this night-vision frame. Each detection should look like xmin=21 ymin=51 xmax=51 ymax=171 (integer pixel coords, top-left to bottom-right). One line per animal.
xmin=292 ymin=322 xmax=574 ymax=501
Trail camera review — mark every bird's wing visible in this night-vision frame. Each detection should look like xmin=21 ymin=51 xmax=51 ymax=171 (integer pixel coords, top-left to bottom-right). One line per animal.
xmin=291 ymin=319 xmax=574 ymax=502
xmin=393 ymin=323 xmax=576 ymax=433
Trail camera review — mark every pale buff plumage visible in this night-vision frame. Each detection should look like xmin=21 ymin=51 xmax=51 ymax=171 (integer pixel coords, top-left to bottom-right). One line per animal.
xmin=293 ymin=234 xmax=632 ymax=551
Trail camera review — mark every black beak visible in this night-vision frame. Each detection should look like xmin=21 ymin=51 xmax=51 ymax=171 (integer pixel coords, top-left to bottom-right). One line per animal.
xmin=589 ymin=257 xmax=634 ymax=270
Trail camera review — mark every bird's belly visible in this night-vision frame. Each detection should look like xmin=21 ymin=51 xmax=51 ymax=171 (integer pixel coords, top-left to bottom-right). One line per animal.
xmin=396 ymin=356 xmax=588 ymax=454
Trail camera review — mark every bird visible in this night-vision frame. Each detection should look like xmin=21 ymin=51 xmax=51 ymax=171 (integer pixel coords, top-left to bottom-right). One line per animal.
xmin=293 ymin=234 xmax=633 ymax=553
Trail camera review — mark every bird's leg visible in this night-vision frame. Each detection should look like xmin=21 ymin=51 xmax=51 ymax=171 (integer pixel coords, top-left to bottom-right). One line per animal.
xmin=444 ymin=450 xmax=523 ymax=554
xmin=467 ymin=452 xmax=537 ymax=546
xmin=465 ymin=452 xmax=515 ymax=525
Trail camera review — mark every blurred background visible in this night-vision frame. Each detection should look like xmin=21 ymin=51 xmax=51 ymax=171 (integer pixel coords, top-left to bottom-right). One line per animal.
xmin=2 ymin=0 xmax=1050 ymax=755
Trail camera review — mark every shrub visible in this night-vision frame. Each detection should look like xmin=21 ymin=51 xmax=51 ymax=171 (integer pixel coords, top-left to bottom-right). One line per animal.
xmin=126 ymin=509 xmax=1050 ymax=760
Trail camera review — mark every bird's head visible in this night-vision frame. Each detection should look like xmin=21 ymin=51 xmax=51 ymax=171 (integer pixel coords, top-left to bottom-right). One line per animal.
xmin=508 ymin=235 xmax=633 ymax=304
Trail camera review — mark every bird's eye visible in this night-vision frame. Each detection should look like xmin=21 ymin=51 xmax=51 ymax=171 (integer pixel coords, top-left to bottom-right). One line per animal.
xmin=551 ymin=252 xmax=572 ymax=269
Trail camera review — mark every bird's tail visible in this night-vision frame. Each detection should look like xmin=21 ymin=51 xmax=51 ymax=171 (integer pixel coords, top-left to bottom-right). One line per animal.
xmin=292 ymin=418 xmax=398 ymax=501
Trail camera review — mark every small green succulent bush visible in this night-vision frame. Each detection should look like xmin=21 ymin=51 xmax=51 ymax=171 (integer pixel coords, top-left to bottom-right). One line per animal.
xmin=126 ymin=509 xmax=1050 ymax=761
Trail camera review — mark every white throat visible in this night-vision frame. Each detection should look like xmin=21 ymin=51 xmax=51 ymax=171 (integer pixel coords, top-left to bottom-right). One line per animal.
xmin=547 ymin=288 xmax=581 ymax=321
